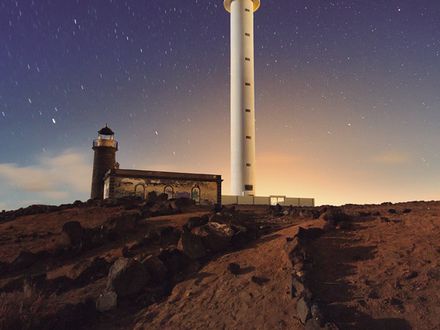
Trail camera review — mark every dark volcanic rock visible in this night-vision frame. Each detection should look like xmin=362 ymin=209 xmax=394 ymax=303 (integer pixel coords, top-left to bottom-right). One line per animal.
xmin=291 ymin=276 xmax=305 ymax=298
xmin=297 ymin=296 xmax=311 ymax=324
xmin=106 ymin=211 xmax=140 ymax=235
xmin=141 ymin=255 xmax=168 ymax=283
xmin=71 ymin=257 xmax=111 ymax=285
xmin=10 ymin=250 xmax=48 ymax=272
xmin=158 ymin=248 xmax=198 ymax=279
xmin=298 ymin=209 xmax=321 ymax=219
xmin=319 ymin=207 xmax=351 ymax=225
xmin=180 ymin=221 xmax=236 ymax=259
xmin=158 ymin=226 xmax=181 ymax=246
xmin=184 ymin=215 xmax=209 ymax=231
xmin=157 ymin=193 xmax=169 ymax=202
xmin=172 ymin=198 xmax=195 ymax=209
xmin=107 ymin=258 xmax=149 ymax=298
xmin=227 ymin=262 xmax=241 ymax=275
xmin=251 ymin=275 xmax=270 ymax=286
xmin=96 ymin=290 xmax=117 ymax=312
xmin=45 ymin=299 xmax=97 ymax=330
xmin=296 ymin=227 xmax=324 ymax=242
xmin=62 ymin=221 xmax=86 ymax=247
xmin=195 ymin=222 xmax=235 ymax=253
xmin=180 ymin=231 xmax=208 ymax=259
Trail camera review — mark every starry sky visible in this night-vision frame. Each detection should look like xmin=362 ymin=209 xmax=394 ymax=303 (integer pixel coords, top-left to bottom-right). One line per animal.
xmin=1 ymin=0 xmax=440 ymax=210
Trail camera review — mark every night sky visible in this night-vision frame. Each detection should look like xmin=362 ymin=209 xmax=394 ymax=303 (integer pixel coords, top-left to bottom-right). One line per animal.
xmin=2 ymin=0 xmax=440 ymax=210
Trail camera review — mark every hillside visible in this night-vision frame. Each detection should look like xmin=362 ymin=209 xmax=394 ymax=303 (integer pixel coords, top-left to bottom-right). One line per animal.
xmin=0 ymin=198 xmax=439 ymax=330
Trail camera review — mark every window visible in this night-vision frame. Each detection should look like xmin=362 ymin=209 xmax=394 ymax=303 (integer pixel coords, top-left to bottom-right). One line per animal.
xmin=245 ymin=82 xmax=251 ymax=86
xmin=246 ymin=136 xmax=252 ymax=139
xmin=244 ymin=184 xmax=253 ymax=191
xmin=191 ymin=185 xmax=201 ymax=204
xmin=245 ymin=8 xmax=250 ymax=12
xmin=134 ymin=184 xmax=145 ymax=199
xmin=164 ymin=185 xmax=174 ymax=199
xmin=246 ymin=163 xmax=251 ymax=167
xmin=245 ymin=57 xmax=251 ymax=61
xmin=245 ymin=33 xmax=250 ymax=37
xmin=245 ymin=109 xmax=251 ymax=112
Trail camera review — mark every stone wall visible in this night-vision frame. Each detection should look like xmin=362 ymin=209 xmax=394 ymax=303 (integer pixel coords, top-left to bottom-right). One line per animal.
xmin=107 ymin=176 xmax=218 ymax=205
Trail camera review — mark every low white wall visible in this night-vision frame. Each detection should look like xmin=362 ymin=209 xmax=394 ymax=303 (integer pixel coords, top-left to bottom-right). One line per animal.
xmin=222 ymin=195 xmax=315 ymax=207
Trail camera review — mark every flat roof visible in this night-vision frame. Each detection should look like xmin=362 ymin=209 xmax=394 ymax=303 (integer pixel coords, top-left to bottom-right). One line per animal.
xmin=106 ymin=168 xmax=221 ymax=182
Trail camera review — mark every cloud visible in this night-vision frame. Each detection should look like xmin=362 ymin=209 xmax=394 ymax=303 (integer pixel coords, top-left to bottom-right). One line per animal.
xmin=0 ymin=150 xmax=91 ymax=210
xmin=370 ymin=152 xmax=412 ymax=165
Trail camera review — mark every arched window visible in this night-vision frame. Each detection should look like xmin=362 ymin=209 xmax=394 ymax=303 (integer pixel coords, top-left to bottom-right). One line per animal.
xmin=191 ymin=185 xmax=201 ymax=204
xmin=134 ymin=184 xmax=145 ymax=199
xmin=164 ymin=185 xmax=174 ymax=199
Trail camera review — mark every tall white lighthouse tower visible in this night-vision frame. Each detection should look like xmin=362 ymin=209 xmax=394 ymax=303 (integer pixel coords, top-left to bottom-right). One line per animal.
xmin=224 ymin=0 xmax=260 ymax=196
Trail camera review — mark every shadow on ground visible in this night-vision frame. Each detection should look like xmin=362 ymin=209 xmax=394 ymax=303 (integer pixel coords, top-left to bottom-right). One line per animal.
xmin=306 ymin=219 xmax=412 ymax=330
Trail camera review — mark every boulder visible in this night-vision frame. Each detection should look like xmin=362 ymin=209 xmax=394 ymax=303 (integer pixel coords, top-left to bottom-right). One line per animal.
xmin=291 ymin=275 xmax=305 ymax=298
xmin=159 ymin=226 xmax=181 ymax=246
xmin=150 ymin=201 xmax=179 ymax=217
xmin=10 ymin=250 xmax=46 ymax=272
xmin=284 ymin=236 xmax=303 ymax=263
xmin=299 ymin=209 xmax=321 ymax=219
xmin=105 ymin=211 xmax=140 ymax=240
xmin=44 ymin=299 xmax=96 ymax=329
xmin=62 ymin=221 xmax=85 ymax=247
xmin=227 ymin=262 xmax=241 ymax=275
xmin=157 ymin=193 xmax=169 ymax=202
xmin=107 ymin=258 xmax=150 ymax=297
xmin=195 ymin=222 xmax=235 ymax=253
xmin=172 ymin=198 xmax=195 ymax=209
xmin=319 ymin=207 xmax=351 ymax=225
xmin=231 ymin=224 xmax=254 ymax=247
xmin=297 ymin=296 xmax=311 ymax=324
xmin=305 ymin=319 xmax=338 ymax=330
xmin=270 ymin=204 xmax=283 ymax=216
xmin=180 ymin=231 xmax=208 ymax=259
xmin=208 ymin=212 xmax=233 ymax=224
xmin=296 ymin=227 xmax=324 ymax=242
xmin=158 ymin=248 xmax=197 ymax=278
xmin=70 ymin=257 xmax=111 ymax=285
xmin=184 ymin=215 xmax=209 ymax=231
xmin=146 ymin=191 xmax=158 ymax=203
xmin=141 ymin=255 xmax=168 ymax=283
xmin=251 ymin=275 xmax=270 ymax=286
xmin=96 ymin=290 xmax=117 ymax=312
xmin=337 ymin=221 xmax=352 ymax=230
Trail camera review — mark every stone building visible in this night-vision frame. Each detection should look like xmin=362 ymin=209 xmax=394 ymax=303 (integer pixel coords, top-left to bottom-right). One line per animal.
xmin=103 ymin=169 xmax=222 ymax=206
xmin=90 ymin=125 xmax=313 ymax=207
xmin=91 ymin=126 xmax=222 ymax=206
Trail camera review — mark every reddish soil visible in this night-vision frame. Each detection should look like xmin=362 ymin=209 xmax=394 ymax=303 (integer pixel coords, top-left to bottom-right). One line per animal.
xmin=308 ymin=202 xmax=440 ymax=330
xmin=0 ymin=201 xmax=439 ymax=330
xmin=133 ymin=223 xmax=316 ymax=330
xmin=0 ymin=206 xmax=124 ymax=263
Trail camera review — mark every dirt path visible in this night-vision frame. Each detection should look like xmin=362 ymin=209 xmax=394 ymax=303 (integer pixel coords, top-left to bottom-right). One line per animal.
xmin=134 ymin=225 xmax=308 ymax=330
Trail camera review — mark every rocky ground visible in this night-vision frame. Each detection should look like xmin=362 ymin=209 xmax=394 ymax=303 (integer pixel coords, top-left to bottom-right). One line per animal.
xmin=0 ymin=198 xmax=439 ymax=330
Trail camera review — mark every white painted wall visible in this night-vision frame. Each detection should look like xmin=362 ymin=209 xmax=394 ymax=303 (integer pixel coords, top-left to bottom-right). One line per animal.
xmin=228 ymin=0 xmax=258 ymax=196
xmin=222 ymin=195 xmax=315 ymax=207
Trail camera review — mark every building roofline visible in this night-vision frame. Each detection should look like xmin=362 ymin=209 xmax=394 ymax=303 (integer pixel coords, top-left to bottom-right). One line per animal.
xmin=104 ymin=168 xmax=222 ymax=182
